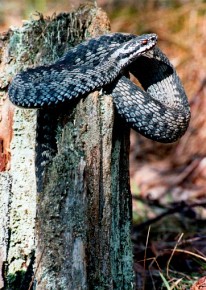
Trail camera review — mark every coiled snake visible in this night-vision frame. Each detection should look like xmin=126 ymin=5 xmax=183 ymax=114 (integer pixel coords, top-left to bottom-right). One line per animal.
xmin=8 ymin=33 xmax=190 ymax=143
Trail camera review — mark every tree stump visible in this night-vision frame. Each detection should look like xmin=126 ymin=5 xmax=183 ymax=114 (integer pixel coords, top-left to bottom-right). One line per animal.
xmin=0 ymin=4 xmax=134 ymax=289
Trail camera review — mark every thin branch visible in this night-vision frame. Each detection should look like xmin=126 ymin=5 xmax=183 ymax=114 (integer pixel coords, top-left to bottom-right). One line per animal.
xmin=166 ymin=233 xmax=184 ymax=278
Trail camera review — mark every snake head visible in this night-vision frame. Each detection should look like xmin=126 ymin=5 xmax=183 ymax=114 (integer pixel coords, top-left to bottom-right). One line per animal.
xmin=111 ymin=33 xmax=158 ymax=69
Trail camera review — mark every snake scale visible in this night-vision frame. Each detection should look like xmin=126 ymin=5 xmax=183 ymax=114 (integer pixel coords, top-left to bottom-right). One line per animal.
xmin=8 ymin=33 xmax=190 ymax=143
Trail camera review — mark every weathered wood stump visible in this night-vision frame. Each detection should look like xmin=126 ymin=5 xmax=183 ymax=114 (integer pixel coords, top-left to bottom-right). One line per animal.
xmin=0 ymin=4 xmax=134 ymax=289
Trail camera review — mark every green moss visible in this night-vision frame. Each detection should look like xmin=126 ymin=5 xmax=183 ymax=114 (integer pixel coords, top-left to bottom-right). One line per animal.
xmin=6 ymin=271 xmax=26 ymax=290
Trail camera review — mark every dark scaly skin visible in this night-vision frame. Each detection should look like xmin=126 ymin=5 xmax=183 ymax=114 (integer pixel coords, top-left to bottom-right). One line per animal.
xmin=111 ymin=47 xmax=191 ymax=143
xmin=9 ymin=33 xmax=156 ymax=107
xmin=8 ymin=33 xmax=190 ymax=143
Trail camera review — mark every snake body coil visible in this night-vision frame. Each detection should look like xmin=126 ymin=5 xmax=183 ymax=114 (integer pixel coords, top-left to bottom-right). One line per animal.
xmin=8 ymin=33 xmax=190 ymax=143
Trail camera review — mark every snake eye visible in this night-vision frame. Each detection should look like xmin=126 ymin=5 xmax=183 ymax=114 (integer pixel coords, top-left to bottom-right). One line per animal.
xmin=142 ymin=39 xmax=148 ymax=45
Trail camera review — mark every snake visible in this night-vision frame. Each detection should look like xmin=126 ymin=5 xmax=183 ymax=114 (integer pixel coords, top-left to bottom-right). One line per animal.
xmin=8 ymin=33 xmax=190 ymax=143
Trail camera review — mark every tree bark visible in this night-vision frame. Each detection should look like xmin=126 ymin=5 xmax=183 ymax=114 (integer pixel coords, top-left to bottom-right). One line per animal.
xmin=0 ymin=4 xmax=134 ymax=289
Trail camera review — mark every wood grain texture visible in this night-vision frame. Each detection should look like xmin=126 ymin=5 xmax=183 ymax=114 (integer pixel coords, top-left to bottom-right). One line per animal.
xmin=0 ymin=4 xmax=134 ymax=289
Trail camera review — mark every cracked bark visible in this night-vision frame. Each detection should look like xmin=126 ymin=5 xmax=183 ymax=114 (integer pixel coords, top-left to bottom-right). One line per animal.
xmin=0 ymin=4 xmax=134 ymax=289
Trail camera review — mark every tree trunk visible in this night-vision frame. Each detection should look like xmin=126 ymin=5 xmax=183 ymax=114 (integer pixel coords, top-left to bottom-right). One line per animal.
xmin=0 ymin=4 xmax=134 ymax=289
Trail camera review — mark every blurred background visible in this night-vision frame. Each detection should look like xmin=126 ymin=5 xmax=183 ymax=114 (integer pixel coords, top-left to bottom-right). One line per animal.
xmin=1 ymin=0 xmax=206 ymax=288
